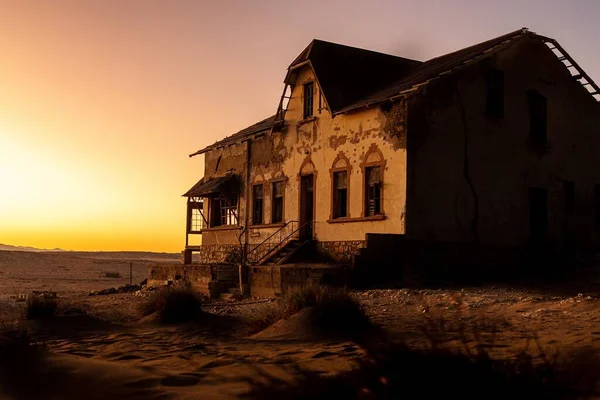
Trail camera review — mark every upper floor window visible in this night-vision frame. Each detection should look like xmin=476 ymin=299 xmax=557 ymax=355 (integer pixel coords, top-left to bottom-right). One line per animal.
xmin=303 ymin=82 xmax=314 ymax=119
xmin=333 ymin=171 xmax=348 ymax=219
xmin=272 ymin=181 xmax=285 ymax=223
xmin=330 ymin=152 xmax=350 ymax=220
xmin=252 ymin=184 xmax=264 ymax=225
xmin=486 ymin=69 xmax=504 ymax=118
xmin=564 ymin=180 xmax=575 ymax=213
xmin=210 ymin=196 xmax=238 ymax=227
xmin=187 ymin=199 xmax=204 ymax=233
xmin=527 ymin=90 xmax=547 ymax=148
xmin=365 ymin=166 xmax=382 ymax=216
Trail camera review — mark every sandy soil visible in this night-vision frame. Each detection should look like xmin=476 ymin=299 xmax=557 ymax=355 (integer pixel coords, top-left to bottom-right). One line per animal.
xmin=1 ymin=250 xmax=600 ymax=399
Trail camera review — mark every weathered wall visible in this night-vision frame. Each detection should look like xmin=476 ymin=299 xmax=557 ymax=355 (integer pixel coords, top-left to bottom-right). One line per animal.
xmin=406 ymin=37 xmax=600 ymax=248
xmin=201 ymin=142 xmax=248 ymax=246
xmin=196 ymin=244 xmax=241 ymax=264
xmin=316 ymin=240 xmax=366 ymax=263
xmin=267 ymin=66 xmax=408 ymax=241
xmin=199 ymin=63 xmax=409 ymax=258
xmin=148 ymin=264 xmax=213 ymax=294
xmin=248 ymin=265 xmax=347 ymax=297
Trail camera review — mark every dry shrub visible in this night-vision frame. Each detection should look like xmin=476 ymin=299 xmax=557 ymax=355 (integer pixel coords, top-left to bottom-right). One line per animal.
xmin=247 ymin=286 xmax=373 ymax=339
xmin=26 ymin=295 xmax=57 ymax=320
xmin=140 ymin=285 xmax=205 ymax=324
xmin=245 ymin=335 xmax=600 ymax=400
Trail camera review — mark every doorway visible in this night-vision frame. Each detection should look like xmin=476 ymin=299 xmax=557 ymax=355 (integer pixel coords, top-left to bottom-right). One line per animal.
xmin=529 ymin=187 xmax=548 ymax=246
xmin=299 ymin=174 xmax=314 ymax=240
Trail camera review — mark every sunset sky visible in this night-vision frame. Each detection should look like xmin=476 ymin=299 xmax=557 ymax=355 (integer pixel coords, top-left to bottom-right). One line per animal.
xmin=1 ymin=0 xmax=599 ymax=252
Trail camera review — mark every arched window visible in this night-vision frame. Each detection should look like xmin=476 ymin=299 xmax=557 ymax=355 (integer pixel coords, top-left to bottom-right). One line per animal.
xmin=251 ymin=172 xmax=266 ymax=225
xmin=361 ymin=144 xmax=386 ymax=217
xmin=330 ymin=152 xmax=351 ymax=219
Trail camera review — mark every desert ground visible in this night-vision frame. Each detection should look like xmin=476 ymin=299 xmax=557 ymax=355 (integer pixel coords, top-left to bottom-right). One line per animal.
xmin=1 ymin=249 xmax=600 ymax=399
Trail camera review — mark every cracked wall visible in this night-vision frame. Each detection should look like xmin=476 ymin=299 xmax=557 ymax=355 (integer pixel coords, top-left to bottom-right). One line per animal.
xmin=405 ymin=37 xmax=600 ymax=248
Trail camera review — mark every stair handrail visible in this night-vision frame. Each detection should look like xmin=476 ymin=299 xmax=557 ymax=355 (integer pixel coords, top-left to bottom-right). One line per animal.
xmin=246 ymin=220 xmax=298 ymax=263
xmin=254 ymin=220 xmax=313 ymax=265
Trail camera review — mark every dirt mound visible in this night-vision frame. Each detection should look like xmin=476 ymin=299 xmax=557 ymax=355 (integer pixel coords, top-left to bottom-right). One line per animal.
xmin=250 ymin=307 xmax=326 ymax=341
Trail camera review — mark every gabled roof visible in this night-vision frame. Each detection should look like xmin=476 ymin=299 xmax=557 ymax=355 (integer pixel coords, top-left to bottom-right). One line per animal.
xmin=287 ymin=39 xmax=422 ymax=113
xmin=190 ymin=28 xmax=599 ymax=157
xmin=337 ymin=28 xmax=600 ymax=113
xmin=189 ymin=115 xmax=276 ymax=157
xmin=337 ymin=29 xmax=528 ymax=113
xmin=183 ymin=175 xmax=239 ymax=197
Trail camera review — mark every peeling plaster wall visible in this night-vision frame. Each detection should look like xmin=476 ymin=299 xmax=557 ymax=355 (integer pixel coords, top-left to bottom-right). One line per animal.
xmin=273 ymin=66 xmax=408 ymax=242
xmin=406 ymin=37 xmax=600 ymax=248
xmin=201 ymin=142 xmax=248 ymax=246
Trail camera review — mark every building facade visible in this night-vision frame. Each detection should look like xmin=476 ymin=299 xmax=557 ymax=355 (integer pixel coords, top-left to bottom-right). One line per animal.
xmin=181 ymin=28 xmax=600 ymax=271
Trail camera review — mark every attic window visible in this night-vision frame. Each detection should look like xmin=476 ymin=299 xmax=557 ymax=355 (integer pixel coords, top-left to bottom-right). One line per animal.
xmin=486 ymin=69 xmax=504 ymax=118
xmin=303 ymin=82 xmax=314 ymax=119
xmin=527 ymin=90 xmax=547 ymax=148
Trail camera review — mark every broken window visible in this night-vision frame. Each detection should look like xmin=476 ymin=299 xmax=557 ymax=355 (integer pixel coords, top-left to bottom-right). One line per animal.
xmin=209 ymin=195 xmax=238 ymax=227
xmin=486 ymin=69 xmax=504 ymax=118
xmin=252 ymin=184 xmax=264 ymax=225
xmin=365 ymin=166 xmax=382 ymax=216
xmin=272 ymin=181 xmax=284 ymax=223
xmin=303 ymin=82 xmax=314 ymax=119
xmin=333 ymin=171 xmax=348 ymax=219
xmin=564 ymin=180 xmax=575 ymax=213
xmin=527 ymin=90 xmax=547 ymax=147
xmin=188 ymin=199 xmax=204 ymax=233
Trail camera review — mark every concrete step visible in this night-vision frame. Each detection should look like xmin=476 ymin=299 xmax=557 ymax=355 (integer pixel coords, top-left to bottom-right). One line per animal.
xmin=219 ymin=290 xmax=241 ymax=301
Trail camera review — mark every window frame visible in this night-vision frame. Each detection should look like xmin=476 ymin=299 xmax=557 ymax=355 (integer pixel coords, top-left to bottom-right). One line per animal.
xmin=303 ymin=81 xmax=314 ymax=119
xmin=527 ymin=89 xmax=548 ymax=150
xmin=271 ymin=179 xmax=286 ymax=224
xmin=187 ymin=198 xmax=206 ymax=234
xmin=486 ymin=68 xmax=504 ymax=118
xmin=209 ymin=194 xmax=239 ymax=227
xmin=251 ymin=183 xmax=264 ymax=225
xmin=360 ymin=144 xmax=386 ymax=218
xmin=329 ymin=152 xmax=351 ymax=220
xmin=563 ymin=180 xmax=575 ymax=214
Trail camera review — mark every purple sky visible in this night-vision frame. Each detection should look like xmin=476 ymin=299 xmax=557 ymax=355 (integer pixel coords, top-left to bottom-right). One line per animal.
xmin=1 ymin=0 xmax=597 ymax=251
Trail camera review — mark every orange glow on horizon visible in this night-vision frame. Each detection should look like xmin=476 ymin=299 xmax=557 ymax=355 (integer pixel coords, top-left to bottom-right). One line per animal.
xmin=1 ymin=1 xmax=598 ymax=252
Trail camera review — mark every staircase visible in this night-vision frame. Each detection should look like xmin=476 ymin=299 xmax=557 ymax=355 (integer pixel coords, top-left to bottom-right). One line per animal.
xmin=261 ymin=240 xmax=308 ymax=265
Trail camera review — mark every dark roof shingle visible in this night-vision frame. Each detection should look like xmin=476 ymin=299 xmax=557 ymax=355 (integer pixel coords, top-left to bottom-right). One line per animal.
xmin=190 ymin=115 xmax=276 ymax=157
xmin=289 ymin=39 xmax=422 ymax=113
xmin=338 ymin=29 xmax=529 ymax=113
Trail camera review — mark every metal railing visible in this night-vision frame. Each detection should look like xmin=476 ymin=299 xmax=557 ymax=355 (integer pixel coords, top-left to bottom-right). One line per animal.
xmin=246 ymin=220 xmax=313 ymax=265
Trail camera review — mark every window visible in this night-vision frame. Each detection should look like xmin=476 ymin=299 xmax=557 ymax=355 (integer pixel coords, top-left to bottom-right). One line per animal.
xmin=333 ymin=171 xmax=348 ymax=219
xmin=365 ymin=166 xmax=382 ymax=216
xmin=272 ymin=181 xmax=284 ymax=223
xmin=252 ymin=184 xmax=264 ymax=225
xmin=188 ymin=200 xmax=204 ymax=233
xmin=595 ymin=184 xmax=600 ymax=232
xmin=564 ymin=180 xmax=575 ymax=213
xmin=486 ymin=69 xmax=504 ymax=117
xmin=210 ymin=196 xmax=238 ymax=227
xmin=303 ymin=82 xmax=314 ymax=119
xmin=527 ymin=90 xmax=547 ymax=147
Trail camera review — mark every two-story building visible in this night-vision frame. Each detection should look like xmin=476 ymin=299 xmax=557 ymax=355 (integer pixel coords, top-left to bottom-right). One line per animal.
xmin=172 ymin=28 xmax=600 ymax=294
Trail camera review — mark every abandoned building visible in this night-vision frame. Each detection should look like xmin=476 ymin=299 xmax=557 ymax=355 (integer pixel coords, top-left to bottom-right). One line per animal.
xmin=150 ymin=28 xmax=600 ymax=296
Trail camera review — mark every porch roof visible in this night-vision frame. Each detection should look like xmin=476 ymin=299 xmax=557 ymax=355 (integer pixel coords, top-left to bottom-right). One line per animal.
xmin=182 ymin=175 xmax=238 ymax=197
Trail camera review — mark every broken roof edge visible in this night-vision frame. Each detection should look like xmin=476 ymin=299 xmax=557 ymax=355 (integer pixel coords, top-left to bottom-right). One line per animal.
xmin=332 ymin=29 xmax=531 ymax=115
xmin=189 ymin=115 xmax=276 ymax=157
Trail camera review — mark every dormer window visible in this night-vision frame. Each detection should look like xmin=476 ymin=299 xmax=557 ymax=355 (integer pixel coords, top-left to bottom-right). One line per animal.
xmin=527 ymin=89 xmax=547 ymax=148
xmin=303 ymin=82 xmax=314 ymax=119
xmin=486 ymin=69 xmax=504 ymax=118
